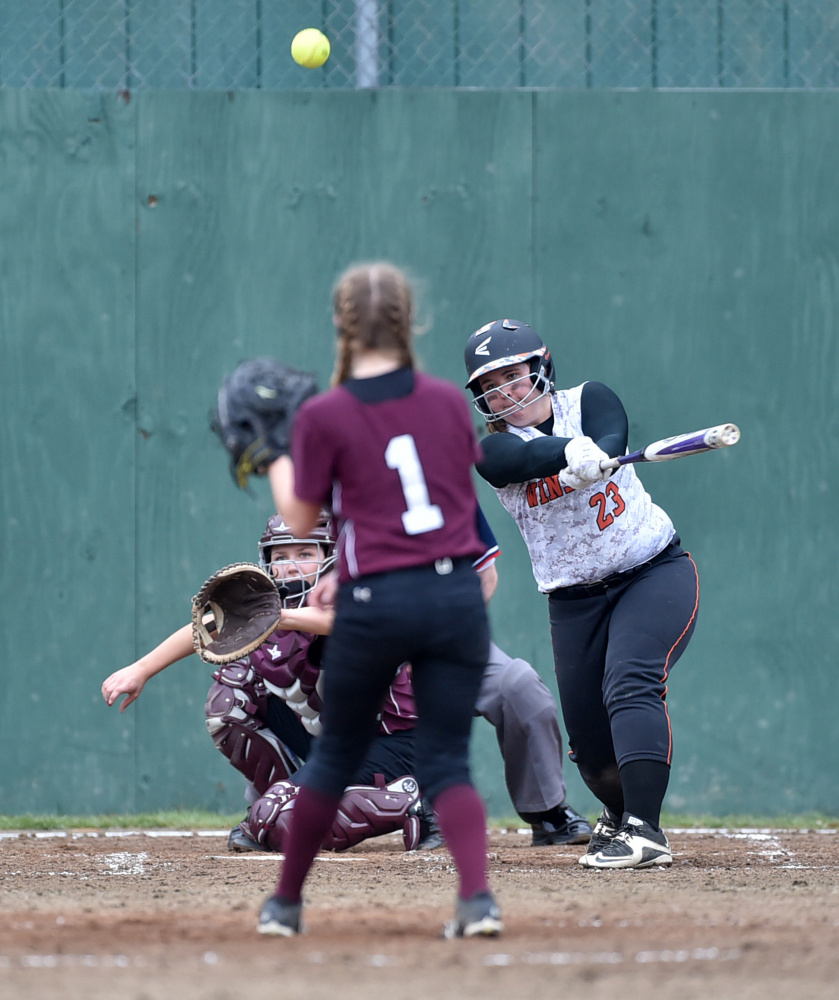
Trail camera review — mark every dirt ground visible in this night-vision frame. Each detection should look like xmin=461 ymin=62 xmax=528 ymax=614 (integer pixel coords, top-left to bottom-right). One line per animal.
xmin=1 ymin=824 xmax=837 ymax=1000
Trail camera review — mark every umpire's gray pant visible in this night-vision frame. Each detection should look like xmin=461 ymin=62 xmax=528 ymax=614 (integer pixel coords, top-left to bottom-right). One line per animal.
xmin=475 ymin=642 xmax=567 ymax=816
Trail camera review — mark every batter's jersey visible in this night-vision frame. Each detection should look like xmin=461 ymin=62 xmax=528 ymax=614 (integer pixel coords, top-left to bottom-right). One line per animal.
xmin=291 ymin=370 xmax=485 ymax=582
xmin=494 ymin=383 xmax=675 ymax=591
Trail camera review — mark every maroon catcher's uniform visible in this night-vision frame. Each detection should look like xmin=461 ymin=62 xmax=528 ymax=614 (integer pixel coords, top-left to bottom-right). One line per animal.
xmin=206 ymin=623 xmax=421 ymax=851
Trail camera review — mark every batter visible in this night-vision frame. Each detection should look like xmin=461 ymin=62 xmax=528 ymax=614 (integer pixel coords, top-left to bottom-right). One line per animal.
xmin=464 ymin=319 xmax=700 ymax=870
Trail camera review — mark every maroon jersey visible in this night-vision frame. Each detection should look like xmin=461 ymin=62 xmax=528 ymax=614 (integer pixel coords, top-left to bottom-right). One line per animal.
xmin=292 ymin=371 xmax=485 ymax=582
xmin=249 ymin=629 xmax=325 ymax=717
xmin=377 ymin=662 xmax=418 ymax=734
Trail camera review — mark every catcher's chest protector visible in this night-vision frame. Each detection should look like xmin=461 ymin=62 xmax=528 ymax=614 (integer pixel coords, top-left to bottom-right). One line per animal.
xmin=205 ymin=664 xmax=302 ymax=794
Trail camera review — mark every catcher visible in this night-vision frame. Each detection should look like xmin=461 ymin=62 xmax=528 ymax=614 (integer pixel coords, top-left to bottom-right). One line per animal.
xmin=102 ymin=510 xmax=430 ymax=853
xmin=207 ymin=356 xmax=592 ymax=848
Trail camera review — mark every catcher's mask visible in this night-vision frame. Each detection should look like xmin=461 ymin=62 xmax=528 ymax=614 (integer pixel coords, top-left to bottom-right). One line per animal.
xmin=463 ymin=319 xmax=554 ymax=423
xmin=258 ymin=511 xmax=335 ymax=608
xmin=211 ymin=357 xmax=294 ymax=488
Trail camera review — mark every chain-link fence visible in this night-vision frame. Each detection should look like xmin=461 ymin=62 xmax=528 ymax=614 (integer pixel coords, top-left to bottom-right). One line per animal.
xmin=2 ymin=1 xmax=839 ymax=91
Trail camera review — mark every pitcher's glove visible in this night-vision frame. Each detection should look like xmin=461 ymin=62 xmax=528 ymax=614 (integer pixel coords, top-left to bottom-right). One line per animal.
xmin=192 ymin=563 xmax=282 ymax=664
xmin=212 ymin=358 xmax=319 ymax=488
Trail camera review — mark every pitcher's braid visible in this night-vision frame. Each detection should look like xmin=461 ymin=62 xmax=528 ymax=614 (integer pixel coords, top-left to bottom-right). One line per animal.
xmin=331 ymin=262 xmax=415 ymax=384
xmin=331 ymin=278 xmax=360 ymax=385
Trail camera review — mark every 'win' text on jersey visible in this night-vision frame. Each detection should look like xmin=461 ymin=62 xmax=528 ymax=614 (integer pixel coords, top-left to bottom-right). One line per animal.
xmin=494 ymin=384 xmax=675 ymax=591
xmin=291 ymin=371 xmax=485 ymax=583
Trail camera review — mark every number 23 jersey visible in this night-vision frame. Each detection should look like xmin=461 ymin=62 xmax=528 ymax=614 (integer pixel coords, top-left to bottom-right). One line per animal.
xmin=291 ymin=369 xmax=485 ymax=582
xmin=494 ymin=383 xmax=675 ymax=592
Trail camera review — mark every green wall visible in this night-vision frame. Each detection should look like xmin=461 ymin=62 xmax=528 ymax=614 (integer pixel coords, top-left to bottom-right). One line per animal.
xmin=1 ymin=89 xmax=836 ymax=819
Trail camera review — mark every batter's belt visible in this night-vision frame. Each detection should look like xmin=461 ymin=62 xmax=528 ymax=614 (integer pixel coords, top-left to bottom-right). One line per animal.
xmin=548 ymin=539 xmax=682 ymax=601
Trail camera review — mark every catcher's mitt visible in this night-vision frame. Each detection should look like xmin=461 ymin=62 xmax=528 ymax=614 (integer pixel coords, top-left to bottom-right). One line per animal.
xmin=192 ymin=563 xmax=282 ymax=665
xmin=211 ymin=358 xmax=319 ymax=488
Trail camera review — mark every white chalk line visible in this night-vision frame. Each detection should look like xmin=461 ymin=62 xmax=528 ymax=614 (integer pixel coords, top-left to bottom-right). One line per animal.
xmin=0 ymin=830 xmax=231 ymax=841
xmin=0 ymin=951 xmax=221 ymax=969
xmin=207 ymin=854 xmax=370 ymax=863
xmin=4 ymin=852 xmax=174 ymax=879
xmin=3 ymin=828 xmax=834 ymax=882
xmin=1 ymin=827 xmax=835 ymax=842
xmin=0 ymin=946 xmax=742 ymax=971
xmin=484 ymin=946 xmax=742 ymax=967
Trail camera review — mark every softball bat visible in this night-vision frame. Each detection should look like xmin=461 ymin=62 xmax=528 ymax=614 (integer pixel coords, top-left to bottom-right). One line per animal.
xmin=599 ymin=423 xmax=741 ymax=471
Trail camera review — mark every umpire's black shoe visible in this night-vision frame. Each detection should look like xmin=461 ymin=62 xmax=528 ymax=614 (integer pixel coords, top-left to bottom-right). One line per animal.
xmin=526 ymin=802 xmax=593 ymax=846
xmin=257 ymin=895 xmax=303 ymax=937
xmin=442 ymin=891 xmax=503 ymax=939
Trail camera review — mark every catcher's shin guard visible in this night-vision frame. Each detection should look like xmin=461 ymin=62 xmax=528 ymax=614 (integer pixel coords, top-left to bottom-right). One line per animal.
xmin=244 ymin=775 xmax=422 ymax=852
xmin=327 ymin=774 xmax=421 ymax=851
xmin=205 ymin=666 xmax=301 ymax=795
xmin=242 ymin=780 xmax=299 ymax=851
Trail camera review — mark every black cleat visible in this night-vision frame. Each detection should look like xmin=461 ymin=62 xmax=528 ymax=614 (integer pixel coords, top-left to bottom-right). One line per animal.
xmin=528 ymin=802 xmax=593 ymax=846
xmin=442 ymin=891 xmax=503 ymax=939
xmin=228 ymin=822 xmax=269 ymax=853
xmin=583 ymin=814 xmax=672 ymax=869
xmin=578 ymin=806 xmax=621 ymax=867
xmin=257 ymin=895 xmax=303 ymax=936
xmin=405 ymin=797 xmax=445 ymax=851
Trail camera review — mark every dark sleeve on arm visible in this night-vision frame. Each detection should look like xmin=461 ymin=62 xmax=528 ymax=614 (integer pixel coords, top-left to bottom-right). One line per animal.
xmin=475 ymin=382 xmax=629 ymax=488
xmin=476 ymin=433 xmax=572 ymax=488
xmin=580 ymin=381 xmax=629 ymax=459
xmin=474 ymin=504 xmax=498 ymax=551
xmin=472 ymin=504 xmax=500 ymax=568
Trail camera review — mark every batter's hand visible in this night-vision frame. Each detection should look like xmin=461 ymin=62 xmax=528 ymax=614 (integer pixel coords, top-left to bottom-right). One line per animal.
xmin=102 ymin=665 xmax=147 ymax=713
xmin=560 ymin=436 xmax=611 ymax=490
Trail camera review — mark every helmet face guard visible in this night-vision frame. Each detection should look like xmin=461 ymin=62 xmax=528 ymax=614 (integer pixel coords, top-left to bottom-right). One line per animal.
xmin=463 ymin=320 xmax=554 ymax=423
xmin=469 ymin=364 xmax=553 ymax=422
xmin=257 ymin=512 xmax=336 ymax=609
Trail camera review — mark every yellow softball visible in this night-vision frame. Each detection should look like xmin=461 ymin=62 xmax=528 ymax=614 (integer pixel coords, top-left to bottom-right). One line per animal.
xmin=291 ymin=28 xmax=330 ymax=69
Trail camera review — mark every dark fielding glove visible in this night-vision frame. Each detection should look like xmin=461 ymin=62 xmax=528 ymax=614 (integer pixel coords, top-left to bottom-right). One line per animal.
xmin=192 ymin=563 xmax=282 ymax=664
xmin=211 ymin=358 xmax=319 ymax=488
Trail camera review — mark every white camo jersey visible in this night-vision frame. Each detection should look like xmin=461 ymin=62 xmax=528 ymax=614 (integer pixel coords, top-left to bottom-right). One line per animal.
xmin=493 ymin=384 xmax=676 ymax=591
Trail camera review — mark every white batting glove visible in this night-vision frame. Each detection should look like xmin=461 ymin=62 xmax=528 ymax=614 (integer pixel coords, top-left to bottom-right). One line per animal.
xmin=559 ymin=436 xmax=611 ymax=490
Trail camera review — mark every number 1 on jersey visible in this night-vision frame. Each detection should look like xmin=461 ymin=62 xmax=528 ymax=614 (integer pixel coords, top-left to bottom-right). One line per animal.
xmin=385 ymin=434 xmax=444 ymax=536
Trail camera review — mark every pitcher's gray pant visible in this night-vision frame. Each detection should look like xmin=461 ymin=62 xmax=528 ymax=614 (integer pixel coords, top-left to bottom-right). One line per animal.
xmin=475 ymin=642 xmax=567 ymax=816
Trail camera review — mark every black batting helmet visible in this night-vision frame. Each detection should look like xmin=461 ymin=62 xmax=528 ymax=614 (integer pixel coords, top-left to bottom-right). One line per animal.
xmin=463 ymin=319 xmax=554 ymax=421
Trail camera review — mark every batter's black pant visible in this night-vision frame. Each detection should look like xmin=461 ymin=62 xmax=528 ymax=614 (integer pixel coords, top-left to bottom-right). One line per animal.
xmin=547 ymin=541 xmax=699 ymax=805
